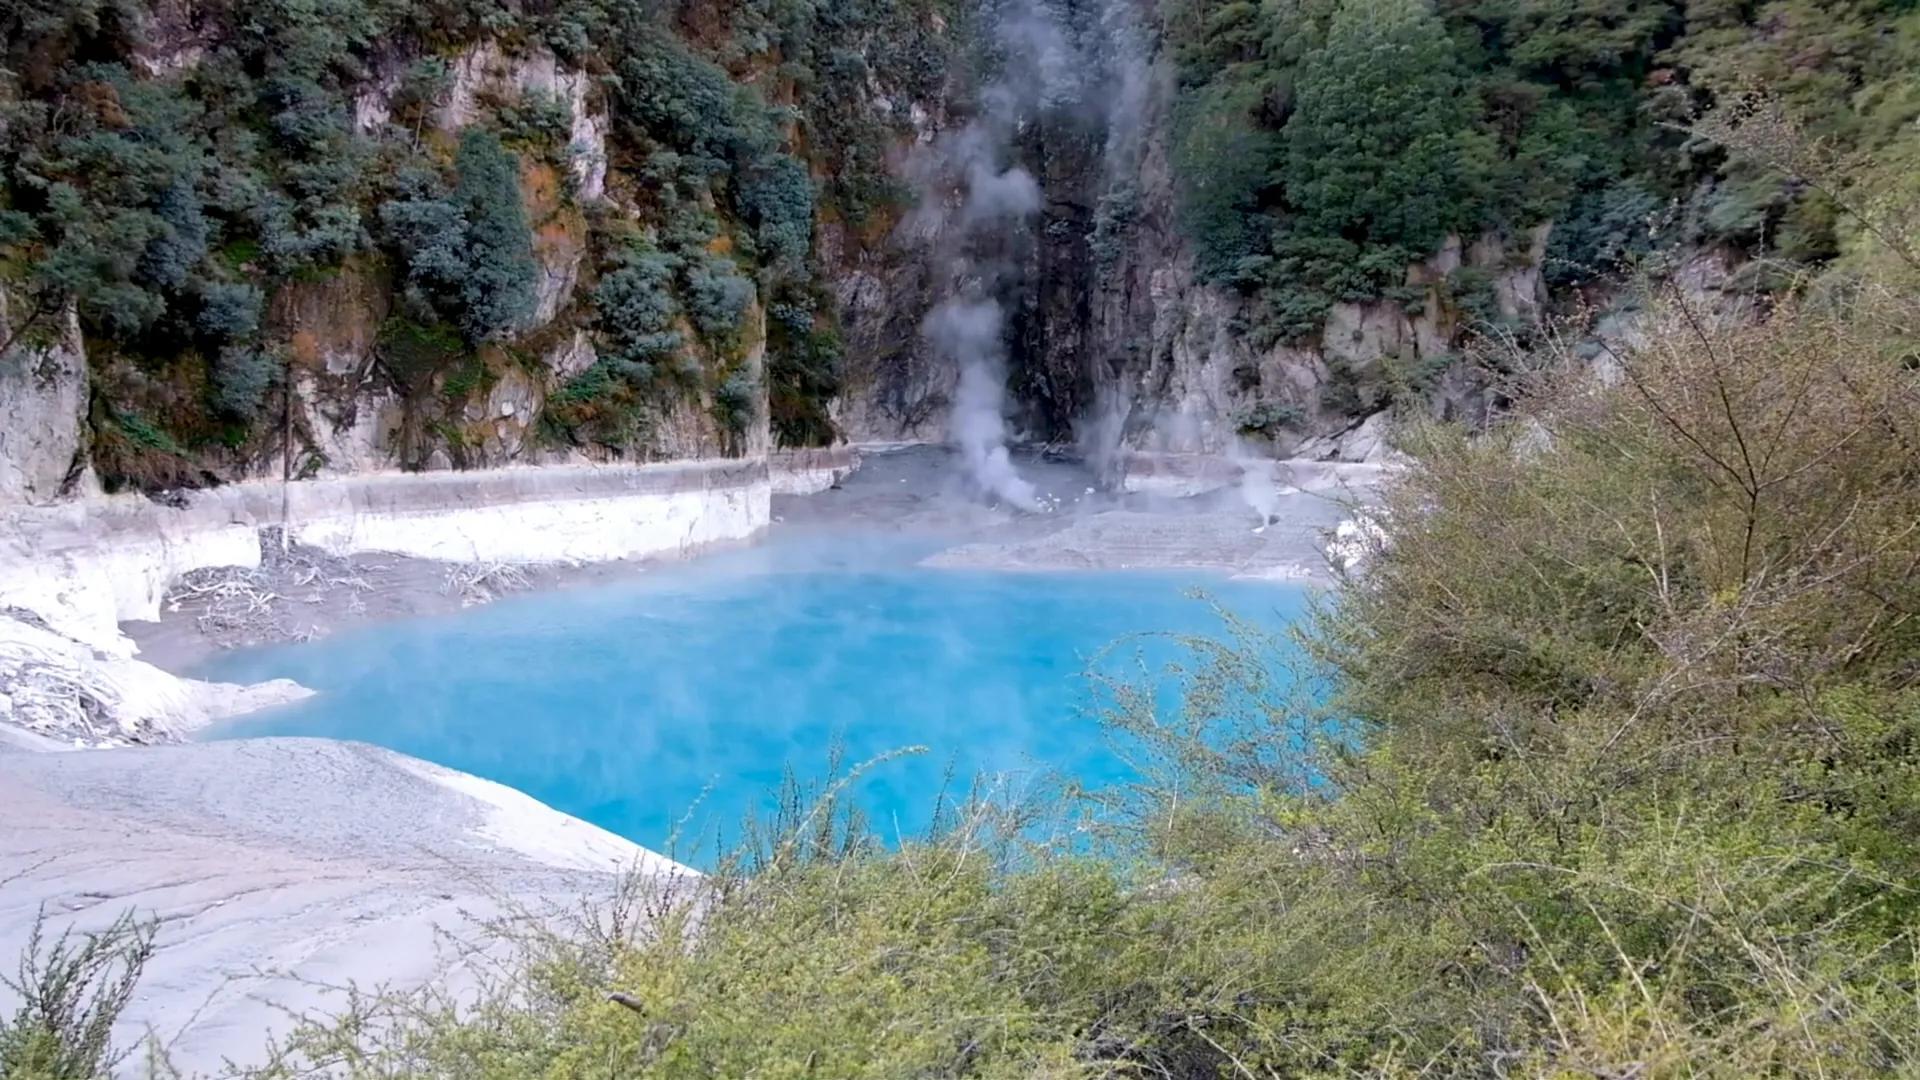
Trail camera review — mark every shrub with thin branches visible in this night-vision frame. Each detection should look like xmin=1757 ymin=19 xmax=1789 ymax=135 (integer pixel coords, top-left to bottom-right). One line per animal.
xmin=0 ymin=911 xmax=157 ymax=1080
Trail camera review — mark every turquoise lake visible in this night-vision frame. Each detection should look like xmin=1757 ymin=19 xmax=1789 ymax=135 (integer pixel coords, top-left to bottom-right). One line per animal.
xmin=201 ymin=534 xmax=1308 ymax=863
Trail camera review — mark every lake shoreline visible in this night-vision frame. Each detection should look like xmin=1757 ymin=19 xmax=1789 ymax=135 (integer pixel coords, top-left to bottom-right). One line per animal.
xmin=135 ymin=444 xmax=1379 ymax=683
xmin=2 ymin=445 xmax=1385 ymax=750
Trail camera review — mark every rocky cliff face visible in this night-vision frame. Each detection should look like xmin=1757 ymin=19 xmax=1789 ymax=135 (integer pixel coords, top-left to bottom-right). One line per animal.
xmin=809 ymin=0 xmax=1579 ymax=475
xmin=0 ymin=299 xmax=90 ymax=505
xmin=205 ymin=40 xmax=758 ymax=484
xmin=0 ymin=0 xmax=1611 ymax=510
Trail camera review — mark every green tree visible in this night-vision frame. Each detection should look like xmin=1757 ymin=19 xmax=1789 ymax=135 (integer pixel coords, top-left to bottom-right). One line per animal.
xmin=683 ymin=254 xmax=754 ymax=338
xmin=594 ymin=246 xmax=683 ymax=375
xmin=1283 ymin=0 xmax=1490 ymax=253
xmin=378 ymin=168 xmax=469 ymax=328
xmin=1170 ymin=78 xmax=1280 ymax=283
xmin=451 ymin=128 xmax=536 ymax=344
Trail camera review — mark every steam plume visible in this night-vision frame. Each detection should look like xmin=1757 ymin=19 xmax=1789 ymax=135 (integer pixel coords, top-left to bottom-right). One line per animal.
xmin=914 ymin=0 xmax=1155 ymax=506
xmin=916 ymin=0 xmax=1084 ymax=511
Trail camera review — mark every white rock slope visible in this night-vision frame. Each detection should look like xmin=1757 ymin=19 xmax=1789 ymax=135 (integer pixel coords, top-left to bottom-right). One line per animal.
xmin=0 ymin=612 xmax=310 ymax=747
xmin=0 ymin=739 xmax=696 ymax=1077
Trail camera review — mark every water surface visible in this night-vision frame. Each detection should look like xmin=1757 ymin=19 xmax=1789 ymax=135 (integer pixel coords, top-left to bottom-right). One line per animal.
xmin=204 ymin=534 xmax=1307 ymax=860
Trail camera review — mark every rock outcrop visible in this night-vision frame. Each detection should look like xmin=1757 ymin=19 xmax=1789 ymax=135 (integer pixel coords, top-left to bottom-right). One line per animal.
xmin=819 ymin=29 xmax=1556 ymax=471
xmin=282 ymin=40 xmax=752 ymax=480
xmin=0 ymin=300 xmax=89 ymax=506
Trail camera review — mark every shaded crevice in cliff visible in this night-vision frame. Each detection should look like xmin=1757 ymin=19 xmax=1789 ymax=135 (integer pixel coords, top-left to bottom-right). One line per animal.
xmin=1007 ymin=118 xmax=1101 ymax=444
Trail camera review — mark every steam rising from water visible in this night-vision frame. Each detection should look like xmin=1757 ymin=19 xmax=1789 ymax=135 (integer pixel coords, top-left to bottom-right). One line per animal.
xmin=916 ymin=0 xmax=1086 ymax=510
xmin=908 ymin=0 xmax=1158 ymax=506
xmin=931 ymin=300 xmax=1040 ymax=510
xmin=204 ymin=532 xmax=1310 ymax=863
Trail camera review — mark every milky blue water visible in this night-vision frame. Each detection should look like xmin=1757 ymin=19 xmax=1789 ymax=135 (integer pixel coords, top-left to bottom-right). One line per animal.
xmin=200 ymin=534 xmax=1308 ymax=863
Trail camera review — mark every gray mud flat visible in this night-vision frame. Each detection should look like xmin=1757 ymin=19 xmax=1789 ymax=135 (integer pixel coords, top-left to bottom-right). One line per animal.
xmin=779 ymin=445 xmax=1369 ymax=578
xmin=922 ymin=509 xmax=1338 ymax=575
xmin=124 ymin=534 xmax=669 ymax=675
xmin=0 ymin=739 xmax=688 ymax=1077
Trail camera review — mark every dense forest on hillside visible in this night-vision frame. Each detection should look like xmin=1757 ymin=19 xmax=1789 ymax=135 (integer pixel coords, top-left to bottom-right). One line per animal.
xmin=0 ymin=0 xmax=959 ymax=486
xmin=1165 ymin=0 xmax=1920 ymax=343
xmin=6 ymin=0 xmax=1919 ymax=489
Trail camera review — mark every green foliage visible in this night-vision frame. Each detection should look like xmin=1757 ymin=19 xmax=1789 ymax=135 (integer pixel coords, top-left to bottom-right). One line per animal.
xmin=0 ymin=0 xmax=141 ymax=91
xmin=378 ymin=169 xmax=470 ymax=325
xmin=544 ymin=229 xmax=734 ymax=455
xmin=374 ymin=132 xmax=536 ymax=350
xmin=1169 ymin=79 xmax=1277 ymax=283
xmin=0 ymin=911 xmax=156 ymax=1080
xmin=195 ymin=281 xmax=264 ymax=343
xmin=3 ymin=0 xmax=855 ymax=481
xmin=1316 ymin=352 xmax=1383 ymax=415
xmin=734 ymin=153 xmax=814 ymax=275
xmin=712 ymin=365 xmax=758 ymax=435
xmin=1545 ymin=179 xmax=1671 ymax=286
xmin=1235 ymin=399 xmax=1303 ymax=436
xmin=772 ymin=0 xmax=953 ymax=227
xmin=766 ymin=286 xmax=843 ymax=448
xmin=87 ymin=401 xmax=206 ymax=493
xmin=374 ymin=316 xmax=465 ymax=394
xmin=683 ymin=254 xmax=754 ymax=338
xmin=1088 ymin=181 xmax=1137 ymax=276
xmin=2 ymin=65 xmax=211 ymax=341
xmin=495 ymin=89 xmax=575 ymax=154
xmin=617 ymin=30 xmax=752 ymax=170
xmin=1163 ymin=0 xmax=1920 ymax=360
xmin=251 ymin=74 xmax=370 ymax=272
xmin=613 ymin=26 xmax=815 ymax=282
xmin=388 ymin=58 xmax=452 ymax=132
xmin=540 ymin=355 xmax=657 ymax=452
xmin=1283 ymin=0 xmax=1489 ymax=254
xmin=594 ymin=245 xmax=683 ymax=377
xmin=1441 ymin=264 xmax=1500 ymax=325
xmin=452 ymin=128 xmax=537 ymax=344
xmin=211 ymin=345 xmax=277 ymax=417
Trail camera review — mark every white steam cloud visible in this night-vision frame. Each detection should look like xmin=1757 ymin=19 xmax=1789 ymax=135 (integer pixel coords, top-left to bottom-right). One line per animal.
xmin=931 ymin=299 xmax=1039 ymax=510
xmin=915 ymin=0 xmax=1156 ymax=505
xmin=1071 ymin=0 xmax=1157 ymax=485
xmin=916 ymin=0 xmax=1084 ymax=511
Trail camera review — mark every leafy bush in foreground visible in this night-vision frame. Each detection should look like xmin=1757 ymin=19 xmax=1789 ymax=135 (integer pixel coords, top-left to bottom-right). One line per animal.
xmin=0 ymin=912 xmax=156 ymax=1080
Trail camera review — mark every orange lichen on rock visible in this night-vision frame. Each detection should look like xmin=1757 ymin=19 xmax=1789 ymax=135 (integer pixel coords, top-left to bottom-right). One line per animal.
xmin=520 ymin=161 xmax=563 ymax=222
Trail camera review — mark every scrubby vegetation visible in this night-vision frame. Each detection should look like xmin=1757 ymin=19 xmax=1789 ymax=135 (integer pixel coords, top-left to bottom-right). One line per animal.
xmin=0 ymin=912 xmax=155 ymax=1080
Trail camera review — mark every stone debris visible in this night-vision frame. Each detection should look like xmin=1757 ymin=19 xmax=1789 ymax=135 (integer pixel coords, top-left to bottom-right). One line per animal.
xmin=0 ymin=608 xmax=310 ymax=747
xmin=163 ymin=527 xmax=390 ymax=650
